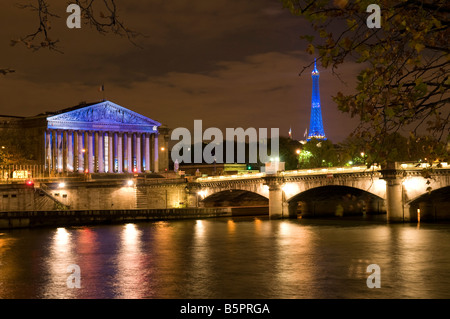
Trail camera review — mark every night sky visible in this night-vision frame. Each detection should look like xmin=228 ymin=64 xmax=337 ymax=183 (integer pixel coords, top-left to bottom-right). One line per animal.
xmin=0 ymin=0 xmax=363 ymax=143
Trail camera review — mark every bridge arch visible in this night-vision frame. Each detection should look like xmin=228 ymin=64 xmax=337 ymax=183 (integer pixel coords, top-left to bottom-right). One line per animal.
xmin=280 ymin=175 xmax=387 ymax=202
xmin=197 ymin=179 xmax=269 ymax=201
xmin=200 ymin=189 xmax=269 ymax=207
xmin=406 ymin=186 xmax=450 ymax=221
xmin=199 ymin=188 xmax=269 ymax=216
xmin=286 ymin=185 xmax=386 ymax=218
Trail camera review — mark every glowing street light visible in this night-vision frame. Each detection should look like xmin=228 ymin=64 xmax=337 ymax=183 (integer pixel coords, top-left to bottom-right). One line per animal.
xmin=127 ymin=180 xmax=134 ymax=187
xmin=296 ymin=149 xmax=301 ymax=155
xmin=59 ymin=182 xmax=66 ymax=188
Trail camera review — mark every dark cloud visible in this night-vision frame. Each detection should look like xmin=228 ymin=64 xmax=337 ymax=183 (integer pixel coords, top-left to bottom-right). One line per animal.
xmin=0 ymin=0 xmax=360 ymax=143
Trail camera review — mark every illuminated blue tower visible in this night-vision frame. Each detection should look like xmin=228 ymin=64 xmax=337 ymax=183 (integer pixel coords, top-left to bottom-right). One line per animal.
xmin=307 ymin=59 xmax=326 ymax=141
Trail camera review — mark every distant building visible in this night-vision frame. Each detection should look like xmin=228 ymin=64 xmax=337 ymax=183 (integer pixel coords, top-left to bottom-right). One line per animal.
xmin=0 ymin=100 xmax=170 ymax=174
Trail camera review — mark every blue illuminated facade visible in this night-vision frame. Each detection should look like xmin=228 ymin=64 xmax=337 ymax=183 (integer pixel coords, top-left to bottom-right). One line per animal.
xmin=42 ymin=100 xmax=165 ymax=174
xmin=1 ymin=100 xmax=171 ymax=174
xmin=307 ymin=59 xmax=327 ymax=141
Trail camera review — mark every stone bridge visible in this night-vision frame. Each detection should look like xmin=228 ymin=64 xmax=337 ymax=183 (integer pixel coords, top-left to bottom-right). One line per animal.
xmin=188 ymin=163 xmax=450 ymax=222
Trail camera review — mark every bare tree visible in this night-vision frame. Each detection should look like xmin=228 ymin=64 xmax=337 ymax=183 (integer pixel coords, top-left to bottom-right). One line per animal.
xmin=2 ymin=0 xmax=140 ymax=73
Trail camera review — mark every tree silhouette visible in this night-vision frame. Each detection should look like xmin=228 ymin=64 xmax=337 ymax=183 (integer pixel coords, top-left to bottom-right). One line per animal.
xmin=282 ymin=0 xmax=449 ymax=165
xmin=2 ymin=0 xmax=140 ymax=73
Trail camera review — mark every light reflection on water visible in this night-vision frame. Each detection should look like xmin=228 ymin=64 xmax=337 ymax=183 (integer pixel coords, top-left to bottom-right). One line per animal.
xmin=0 ymin=218 xmax=450 ymax=299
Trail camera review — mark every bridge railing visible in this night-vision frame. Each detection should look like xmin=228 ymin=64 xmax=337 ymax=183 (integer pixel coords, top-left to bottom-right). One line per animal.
xmin=281 ymin=165 xmax=381 ymax=176
xmin=395 ymin=162 xmax=448 ymax=170
xmin=195 ymin=162 xmax=449 ymax=182
xmin=196 ymin=172 xmax=266 ymax=182
xmin=196 ymin=165 xmax=383 ymax=182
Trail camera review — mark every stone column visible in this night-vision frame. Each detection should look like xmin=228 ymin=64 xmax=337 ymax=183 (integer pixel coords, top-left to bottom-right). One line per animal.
xmin=67 ymin=131 xmax=73 ymax=172
xmin=83 ymin=131 xmax=88 ymax=173
xmin=52 ymin=130 xmax=57 ymax=172
xmin=57 ymin=130 xmax=63 ymax=173
xmin=149 ymin=133 xmax=154 ymax=173
xmin=46 ymin=130 xmax=52 ymax=171
xmin=136 ymin=133 xmax=142 ymax=173
xmin=145 ymin=133 xmax=151 ymax=172
xmin=73 ymin=131 xmax=79 ymax=172
xmin=94 ymin=131 xmax=99 ymax=172
xmin=263 ymin=176 xmax=285 ymax=219
xmin=117 ymin=132 xmax=123 ymax=173
xmin=127 ymin=133 xmax=132 ymax=172
xmin=78 ymin=131 xmax=84 ymax=173
xmin=381 ymin=163 xmax=407 ymax=222
xmin=113 ymin=132 xmax=118 ymax=173
xmin=153 ymin=133 xmax=159 ymax=173
xmin=157 ymin=130 xmax=169 ymax=172
xmin=63 ymin=130 xmax=68 ymax=173
xmin=122 ymin=132 xmax=128 ymax=172
xmin=88 ymin=131 xmax=94 ymax=173
xmin=385 ymin=179 xmax=404 ymax=222
xmin=132 ymin=133 xmax=137 ymax=172
xmin=98 ymin=131 xmax=104 ymax=173
xmin=108 ymin=132 xmax=114 ymax=173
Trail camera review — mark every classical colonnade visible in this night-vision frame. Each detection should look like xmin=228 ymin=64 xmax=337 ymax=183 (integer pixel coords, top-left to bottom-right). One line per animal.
xmin=45 ymin=129 xmax=159 ymax=173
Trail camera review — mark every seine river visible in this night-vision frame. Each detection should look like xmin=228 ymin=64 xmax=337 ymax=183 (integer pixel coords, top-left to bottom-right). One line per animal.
xmin=1 ymin=217 xmax=450 ymax=299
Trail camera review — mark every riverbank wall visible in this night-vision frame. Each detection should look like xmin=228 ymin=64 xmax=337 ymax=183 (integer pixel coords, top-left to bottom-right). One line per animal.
xmin=0 ymin=207 xmax=233 ymax=229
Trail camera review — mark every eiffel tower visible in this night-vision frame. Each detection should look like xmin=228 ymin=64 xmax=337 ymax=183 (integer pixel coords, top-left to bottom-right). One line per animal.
xmin=307 ymin=59 xmax=327 ymax=141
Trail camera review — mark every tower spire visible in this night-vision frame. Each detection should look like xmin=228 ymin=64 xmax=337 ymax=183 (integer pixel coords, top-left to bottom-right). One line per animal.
xmin=307 ymin=59 xmax=326 ymax=141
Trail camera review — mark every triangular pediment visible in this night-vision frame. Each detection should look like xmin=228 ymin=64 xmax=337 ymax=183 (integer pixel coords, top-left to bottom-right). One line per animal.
xmin=48 ymin=101 xmax=161 ymax=126
xmin=46 ymin=101 xmax=161 ymax=132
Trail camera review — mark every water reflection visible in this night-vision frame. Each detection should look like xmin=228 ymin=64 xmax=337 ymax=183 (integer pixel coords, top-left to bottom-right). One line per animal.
xmin=41 ymin=227 xmax=77 ymax=298
xmin=275 ymin=221 xmax=318 ymax=298
xmin=114 ymin=223 xmax=145 ymax=298
xmin=227 ymin=220 xmax=236 ymax=235
xmin=188 ymin=220 xmax=213 ymax=297
xmin=390 ymin=226 xmax=441 ymax=298
xmin=0 ymin=234 xmax=17 ymax=298
xmin=254 ymin=218 xmax=262 ymax=233
xmin=0 ymin=219 xmax=449 ymax=298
